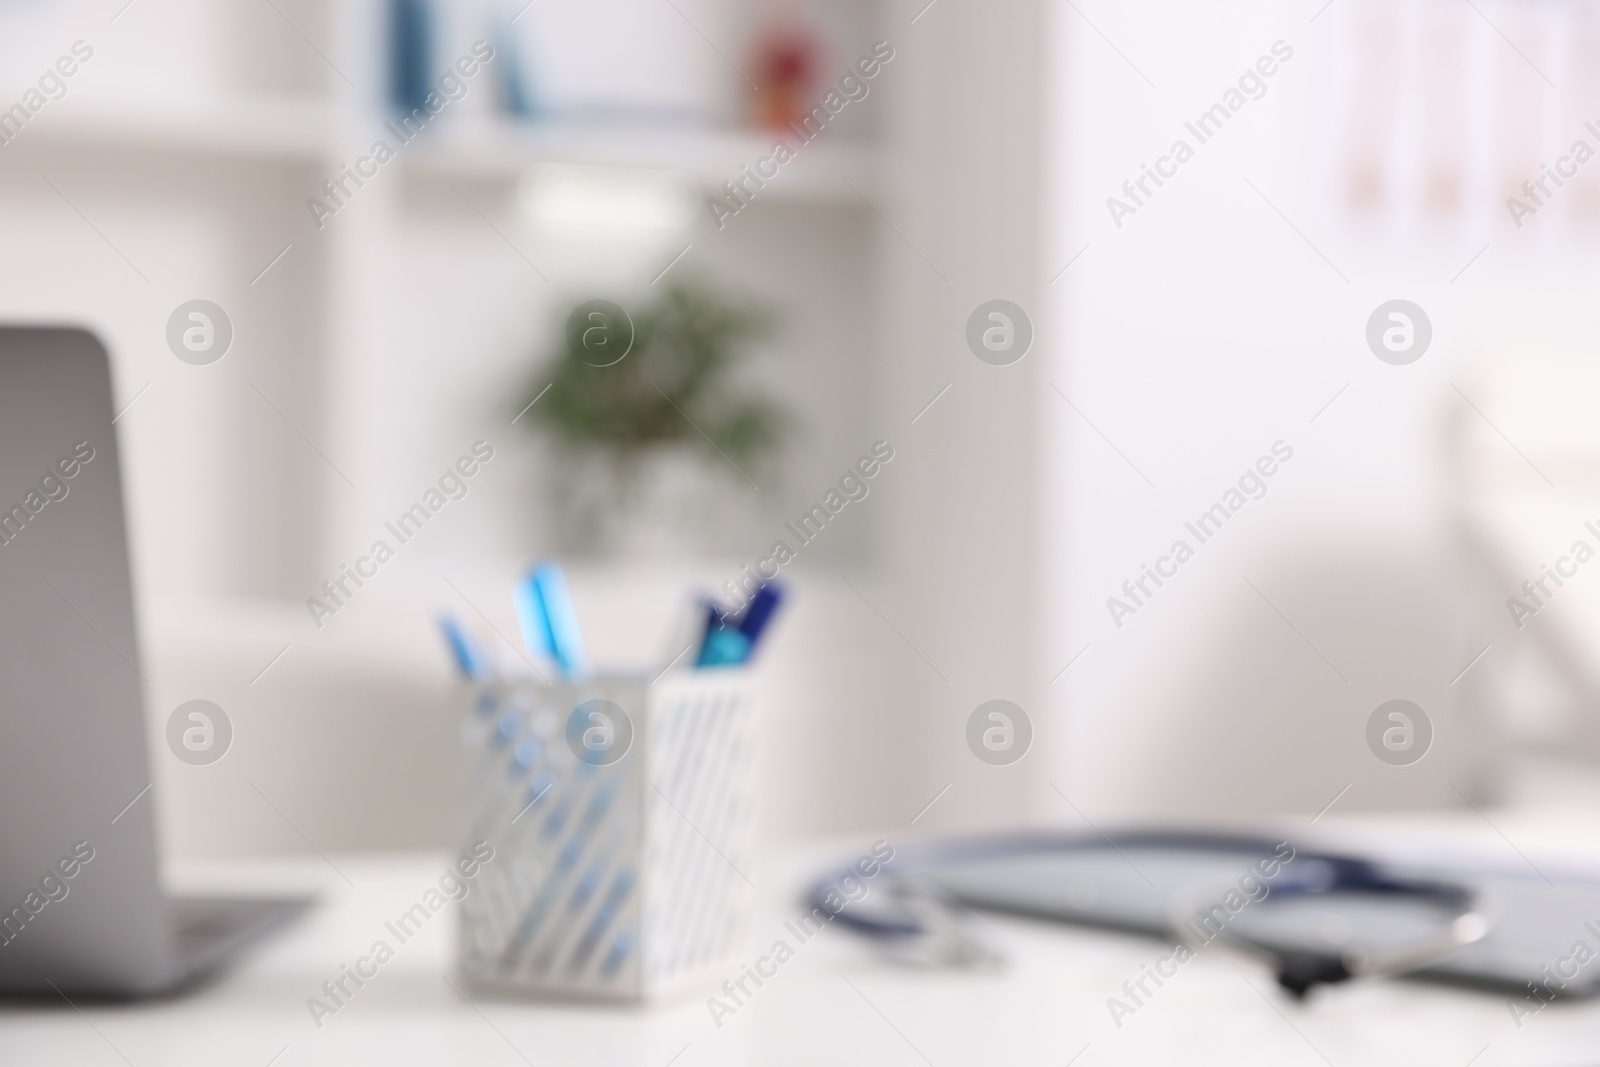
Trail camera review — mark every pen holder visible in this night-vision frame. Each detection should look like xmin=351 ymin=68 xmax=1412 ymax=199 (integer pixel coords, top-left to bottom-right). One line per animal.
xmin=455 ymin=670 xmax=760 ymax=1002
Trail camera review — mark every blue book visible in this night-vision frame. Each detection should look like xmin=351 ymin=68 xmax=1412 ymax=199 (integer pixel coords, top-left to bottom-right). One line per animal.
xmin=388 ymin=0 xmax=434 ymax=115
xmin=491 ymin=20 xmax=540 ymax=118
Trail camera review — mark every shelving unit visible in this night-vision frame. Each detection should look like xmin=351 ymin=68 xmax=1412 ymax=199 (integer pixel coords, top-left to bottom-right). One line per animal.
xmin=0 ymin=0 xmax=1040 ymax=849
xmin=0 ymin=0 xmax=892 ymax=584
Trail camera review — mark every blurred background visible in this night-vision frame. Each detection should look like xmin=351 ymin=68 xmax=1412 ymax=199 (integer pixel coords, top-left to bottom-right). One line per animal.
xmin=1 ymin=0 xmax=1596 ymax=864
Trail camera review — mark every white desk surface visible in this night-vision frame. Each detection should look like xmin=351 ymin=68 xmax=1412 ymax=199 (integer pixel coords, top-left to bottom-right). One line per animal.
xmin=6 ymin=811 xmax=1600 ymax=1067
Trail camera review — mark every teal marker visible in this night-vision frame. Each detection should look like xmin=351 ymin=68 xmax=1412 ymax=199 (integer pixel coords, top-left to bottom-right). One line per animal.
xmin=694 ymin=599 xmax=749 ymax=668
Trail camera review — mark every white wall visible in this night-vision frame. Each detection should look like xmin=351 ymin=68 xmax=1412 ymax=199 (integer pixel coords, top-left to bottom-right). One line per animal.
xmin=871 ymin=0 xmax=1047 ymax=834
xmin=1041 ymin=0 xmax=1600 ymax=822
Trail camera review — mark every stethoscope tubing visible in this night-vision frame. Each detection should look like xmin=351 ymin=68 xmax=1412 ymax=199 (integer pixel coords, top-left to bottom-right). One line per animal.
xmin=812 ymin=829 xmax=1491 ymax=993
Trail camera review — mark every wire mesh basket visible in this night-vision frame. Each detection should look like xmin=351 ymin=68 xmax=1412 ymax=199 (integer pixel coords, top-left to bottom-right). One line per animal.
xmin=456 ymin=670 xmax=760 ymax=1001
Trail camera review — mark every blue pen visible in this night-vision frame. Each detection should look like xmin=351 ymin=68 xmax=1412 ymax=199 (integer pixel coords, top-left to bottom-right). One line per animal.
xmin=438 ymin=613 xmax=493 ymax=680
xmin=504 ymin=775 xmax=624 ymax=972
xmin=599 ymin=929 xmax=633 ymax=977
xmin=735 ymin=583 xmax=784 ymax=657
xmin=514 ymin=563 xmax=589 ymax=679
xmin=467 ymin=733 xmax=546 ymax=843
xmin=567 ymin=868 xmax=635 ymax=972
xmin=691 ymin=599 xmax=718 ymax=666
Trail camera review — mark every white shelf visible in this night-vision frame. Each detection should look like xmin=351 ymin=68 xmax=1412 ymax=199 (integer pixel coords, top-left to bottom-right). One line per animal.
xmin=404 ymin=119 xmax=882 ymax=202
xmin=10 ymin=97 xmax=333 ymax=162
xmin=6 ymin=103 xmax=882 ymax=203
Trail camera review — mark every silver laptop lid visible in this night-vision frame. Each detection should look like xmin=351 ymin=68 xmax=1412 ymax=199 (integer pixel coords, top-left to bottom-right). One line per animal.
xmin=0 ymin=327 xmax=178 ymax=994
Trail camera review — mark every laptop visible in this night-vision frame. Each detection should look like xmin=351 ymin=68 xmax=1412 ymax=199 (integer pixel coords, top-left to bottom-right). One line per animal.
xmin=0 ymin=327 xmax=309 ymax=996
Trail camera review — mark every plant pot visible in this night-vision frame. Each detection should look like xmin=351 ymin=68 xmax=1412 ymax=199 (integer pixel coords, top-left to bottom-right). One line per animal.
xmin=545 ymin=447 xmax=734 ymax=560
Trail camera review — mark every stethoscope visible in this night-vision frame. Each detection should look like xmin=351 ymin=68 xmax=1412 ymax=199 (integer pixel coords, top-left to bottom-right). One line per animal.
xmin=811 ymin=831 xmax=1492 ymax=998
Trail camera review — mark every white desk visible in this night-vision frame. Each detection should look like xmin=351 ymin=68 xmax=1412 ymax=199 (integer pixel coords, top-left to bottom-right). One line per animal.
xmin=6 ymin=814 xmax=1600 ymax=1067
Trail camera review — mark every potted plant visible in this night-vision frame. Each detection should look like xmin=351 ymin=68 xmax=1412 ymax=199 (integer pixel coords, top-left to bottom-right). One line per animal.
xmin=518 ymin=277 xmax=790 ymax=555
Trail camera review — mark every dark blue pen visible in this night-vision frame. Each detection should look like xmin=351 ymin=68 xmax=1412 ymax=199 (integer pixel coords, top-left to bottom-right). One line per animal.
xmin=736 ymin=583 xmax=783 ymax=650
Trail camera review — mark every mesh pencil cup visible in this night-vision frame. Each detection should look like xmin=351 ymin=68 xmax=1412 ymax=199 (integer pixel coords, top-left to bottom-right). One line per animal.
xmin=456 ymin=670 xmax=760 ymax=1002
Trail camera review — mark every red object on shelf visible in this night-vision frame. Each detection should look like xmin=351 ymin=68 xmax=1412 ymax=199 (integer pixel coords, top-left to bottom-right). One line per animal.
xmin=750 ymin=22 xmax=820 ymax=132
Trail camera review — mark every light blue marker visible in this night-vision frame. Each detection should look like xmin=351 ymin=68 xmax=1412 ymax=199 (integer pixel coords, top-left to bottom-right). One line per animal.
xmin=514 ymin=563 xmax=588 ymax=679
